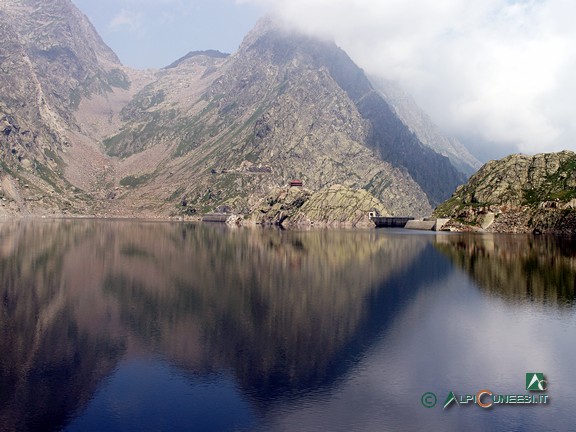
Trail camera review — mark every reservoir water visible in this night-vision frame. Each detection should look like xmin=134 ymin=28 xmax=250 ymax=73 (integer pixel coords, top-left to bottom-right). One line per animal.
xmin=0 ymin=219 xmax=575 ymax=431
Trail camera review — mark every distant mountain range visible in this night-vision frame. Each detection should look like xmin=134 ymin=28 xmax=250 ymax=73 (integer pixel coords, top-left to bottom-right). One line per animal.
xmin=0 ymin=0 xmax=480 ymax=219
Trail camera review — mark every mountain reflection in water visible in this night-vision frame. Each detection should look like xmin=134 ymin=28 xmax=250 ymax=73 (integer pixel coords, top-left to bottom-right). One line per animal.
xmin=0 ymin=220 xmax=437 ymax=431
xmin=435 ymin=233 xmax=576 ymax=308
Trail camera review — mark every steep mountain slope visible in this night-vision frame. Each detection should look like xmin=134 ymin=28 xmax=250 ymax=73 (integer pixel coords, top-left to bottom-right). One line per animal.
xmin=373 ymin=78 xmax=482 ymax=176
xmin=102 ymin=18 xmax=466 ymax=217
xmin=0 ymin=4 xmax=69 ymax=208
xmin=0 ymin=0 xmax=141 ymax=215
xmin=435 ymin=151 xmax=576 ymax=233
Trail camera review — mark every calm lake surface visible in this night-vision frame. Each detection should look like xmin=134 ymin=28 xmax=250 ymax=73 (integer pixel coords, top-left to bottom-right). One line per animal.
xmin=1 ymin=219 xmax=575 ymax=432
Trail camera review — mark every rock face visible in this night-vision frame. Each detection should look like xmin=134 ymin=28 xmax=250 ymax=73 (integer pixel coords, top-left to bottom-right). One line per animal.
xmin=0 ymin=0 xmax=139 ymax=216
xmin=435 ymin=151 xmax=576 ymax=233
xmin=250 ymin=185 xmax=388 ymax=227
xmin=0 ymin=5 xmax=474 ymax=221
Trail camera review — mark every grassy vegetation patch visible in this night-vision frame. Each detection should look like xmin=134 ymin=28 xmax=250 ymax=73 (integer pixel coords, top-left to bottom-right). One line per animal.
xmin=521 ymin=156 xmax=576 ymax=206
xmin=548 ymin=189 xmax=576 ymax=201
xmin=143 ymin=90 xmax=166 ymax=108
xmin=104 ymin=112 xmax=163 ymax=157
xmin=172 ymin=124 xmax=206 ymax=158
xmin=44 ymin=148 xmax=57 ymax=160
xmin=119 ymin=173 xmax=152 ymax=187
xmin=219 ymin=102 xmax=238 ymax=115
xmin=103 ymin=130 xmax=131 ymax=155
xmin=169 ymin=187 xmax=186 ymax=201
xmin=0 ymin=159 xmax=15 ymax=176
xmin=276 ymin=80 xmax=290 ymax=96
xmin=35 ymin=162 xmax=62 ymax=193
xmin=107 ymin=68 xmax=131 ymax=90
xmin=433 ymin=195 xmax=462 ymax=217
xmin=522 ymin=189 xmax=543 ymax=206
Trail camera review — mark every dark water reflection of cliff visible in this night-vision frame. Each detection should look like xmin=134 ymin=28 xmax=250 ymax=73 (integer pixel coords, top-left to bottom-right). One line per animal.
xmin=435 ymin=233 xmax=576 ymax=308
xmin=0 ymin=220 xmax=437 ymax=431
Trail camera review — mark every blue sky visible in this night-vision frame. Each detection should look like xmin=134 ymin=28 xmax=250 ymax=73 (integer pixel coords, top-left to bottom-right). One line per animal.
xmin=71 ymin=0 xmax=576 ymax=160
xmin=72 ymin=0 xmax=264 ymax=69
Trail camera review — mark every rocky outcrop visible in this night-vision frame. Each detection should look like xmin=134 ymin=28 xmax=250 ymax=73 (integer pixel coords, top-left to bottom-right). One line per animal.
xmin=250 ymin=185 xmax=388 ymax=227
xmin=293 ymin=185 xmax=389 ymax=227
xmin=435 ymin=151 xmax=576 ymax=233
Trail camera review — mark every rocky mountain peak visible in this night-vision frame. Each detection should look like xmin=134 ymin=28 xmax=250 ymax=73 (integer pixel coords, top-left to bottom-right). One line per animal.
xmin=202 ymin=17 xmax=466 ymax=206
xmin=165 ymin=50 xmax=230 ymax=69
xmin=1 ymin=0 xmax=129 ymax=116
xmin=4 ymin=0 xmax=120 ymax=66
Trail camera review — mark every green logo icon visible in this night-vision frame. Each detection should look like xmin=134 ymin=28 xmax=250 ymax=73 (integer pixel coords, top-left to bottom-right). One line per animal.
xmin=526 ymin=373 xmax=547 ymax=391
xmin=443 ymin=391 xmax=459 ymax=409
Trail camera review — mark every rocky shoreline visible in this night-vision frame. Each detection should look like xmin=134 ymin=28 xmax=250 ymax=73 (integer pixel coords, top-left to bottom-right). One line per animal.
xmin=440 ymin=206 xmax=576 ymax=234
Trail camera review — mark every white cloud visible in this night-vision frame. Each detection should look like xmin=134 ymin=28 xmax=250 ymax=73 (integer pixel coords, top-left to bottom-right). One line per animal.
xmin=239 ymin=0 xmax=576 ymax=159
xmin=109 ymin=9 xmax=145 ymax=34
xmin=108 ymin=0 xmax=189 ymax=34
